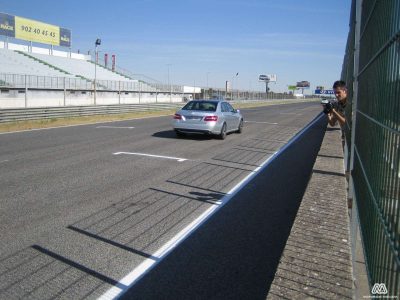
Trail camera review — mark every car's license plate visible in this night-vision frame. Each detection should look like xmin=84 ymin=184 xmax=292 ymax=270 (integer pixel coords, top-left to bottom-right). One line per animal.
xmin=185 ymin=116 xmax=202 ymax=120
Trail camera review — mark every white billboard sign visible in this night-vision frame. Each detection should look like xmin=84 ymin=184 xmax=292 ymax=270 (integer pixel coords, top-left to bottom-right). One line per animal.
xmin=259 ymin=74 xmax=277 ymax=82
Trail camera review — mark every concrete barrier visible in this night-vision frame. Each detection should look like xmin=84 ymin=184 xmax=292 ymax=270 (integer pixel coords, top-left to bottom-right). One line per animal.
xmin=267 ymin=125 xmax=353 ymax=299
xmin=0 ymin=89 xmax=185 ymax=108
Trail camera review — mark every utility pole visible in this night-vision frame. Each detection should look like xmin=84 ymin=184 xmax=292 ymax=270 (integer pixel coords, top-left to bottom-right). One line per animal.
xmin=166 ymin=64 xmax=172 ymax=102
xmin=94 ymin=38 xmax=101 ymax=105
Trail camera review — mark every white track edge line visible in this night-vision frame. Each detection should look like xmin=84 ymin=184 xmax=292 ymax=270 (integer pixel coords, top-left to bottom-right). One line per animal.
xmin=96 ymin=126 xmax=135 ymax=129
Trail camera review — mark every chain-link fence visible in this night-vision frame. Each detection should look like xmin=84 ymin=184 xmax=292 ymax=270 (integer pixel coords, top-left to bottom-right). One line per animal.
xmin=342 ymin=0 xmax=400 ymax=295
xmin=0 ymin=72 xmax=301 ymax=103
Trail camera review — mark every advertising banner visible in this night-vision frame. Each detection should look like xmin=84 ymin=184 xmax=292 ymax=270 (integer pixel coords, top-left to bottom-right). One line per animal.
xmin=0 ymin=12 xmax=71 ymax=47
xmin=259 ymin=74 xmax=277 ymax=82
xmin=15 ymin=16 xmax=60 ymax=46
xmin=59 ymin=27 xmax=71 ymax=47
xmin=296 ymin=81 xmax=310 ymax=88
xmin=0 ymin=13 xmax=15 ymax=37
xmin=315 ymin=89 xmax=334 ymax=95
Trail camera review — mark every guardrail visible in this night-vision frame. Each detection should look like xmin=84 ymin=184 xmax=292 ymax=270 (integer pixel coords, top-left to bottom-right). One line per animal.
xmin=0 ymin=99 xmax=317 ymax=123
xmin=0 ymin=103 xmax=183 ymax=123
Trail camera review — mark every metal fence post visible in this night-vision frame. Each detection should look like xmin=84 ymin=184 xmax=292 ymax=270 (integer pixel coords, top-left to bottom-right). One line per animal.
xmin=63 ymin=77 xmax=66 ymax=106
xmin=349 ymin=0 xmax=361 ymax=199
xmin=118 ymin=81 xmax=121 ymax=105
xmin=24 ymin=74 xmax=28 ymax=108
xmin=349 ymin=0 xmax=362 ymax=276
xmin=139 ymin=82 xmax=141 ymax=104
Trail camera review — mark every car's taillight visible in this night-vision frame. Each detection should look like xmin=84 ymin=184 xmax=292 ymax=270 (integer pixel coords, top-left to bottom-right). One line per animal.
xmin=204 ymin=116 xmax=218 ymax=122
xmin=173 ymin=114 xmax=182 ymax=120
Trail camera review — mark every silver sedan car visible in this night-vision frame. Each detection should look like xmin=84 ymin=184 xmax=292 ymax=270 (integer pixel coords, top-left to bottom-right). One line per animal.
xmin=172 ymin=100 xmax=243 ymax=139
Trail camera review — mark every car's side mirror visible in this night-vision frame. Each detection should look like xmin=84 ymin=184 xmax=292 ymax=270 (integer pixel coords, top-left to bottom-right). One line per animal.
xmin=235 ymin=109 xmax=240 ymax=114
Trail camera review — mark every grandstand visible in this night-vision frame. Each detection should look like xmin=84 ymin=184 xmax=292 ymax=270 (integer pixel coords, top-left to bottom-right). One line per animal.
xmin=0 ymin=41 xmax=189 ymax=108
xmin=28 ymin=52 xmax=136 ymax=82
xmin=0 ymin=48 xmax=76 ymax=78
xmin=0 ymin=44 xmax=177 ymax=92
xmin=0 ymin=13 xmax=191 ymax=108
xmin=0 ymin=45 xmax=140 ymax=85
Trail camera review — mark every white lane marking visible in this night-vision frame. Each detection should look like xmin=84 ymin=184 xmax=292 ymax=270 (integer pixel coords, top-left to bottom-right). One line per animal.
xmin=99 ymin=114 xmax=324 ymax=300
xmin=113 ymin=152 xmax=188 ymax=162
xmin=0 ymin=159 xmax=9 ymax=164
xmin=96 ymin=126 xmax=135 ymax=129
xmin=245 ymin=121 xmax=278 ymax=125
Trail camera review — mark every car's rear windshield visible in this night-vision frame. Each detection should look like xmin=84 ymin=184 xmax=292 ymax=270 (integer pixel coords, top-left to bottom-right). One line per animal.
xmin=182 ymin=101 xmax=217 ymax=112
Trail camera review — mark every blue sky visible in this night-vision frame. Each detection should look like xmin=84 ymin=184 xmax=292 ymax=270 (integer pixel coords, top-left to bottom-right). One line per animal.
xmin=1 ymin=0 xmax=351 ymax=92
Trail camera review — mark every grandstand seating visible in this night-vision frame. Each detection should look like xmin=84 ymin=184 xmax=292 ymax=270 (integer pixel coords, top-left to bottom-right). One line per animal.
xmin=28 ymin=52 xmax=135 ymax=82
xmin=0 ymin=47 xmax=169 ymax=93
xmin=0 ymin=48 xmax=75 ymax=78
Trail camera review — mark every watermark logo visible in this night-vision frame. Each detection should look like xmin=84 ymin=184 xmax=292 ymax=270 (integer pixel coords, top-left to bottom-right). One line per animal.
xmin=364 ymin=283 xmax=398 ymax=298
xmin=372 ymin=283 xmax=388 ymax=295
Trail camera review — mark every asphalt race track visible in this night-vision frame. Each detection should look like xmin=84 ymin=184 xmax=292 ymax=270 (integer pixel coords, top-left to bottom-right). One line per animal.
xmin=0 ymin=102 xmax=324 ymax=299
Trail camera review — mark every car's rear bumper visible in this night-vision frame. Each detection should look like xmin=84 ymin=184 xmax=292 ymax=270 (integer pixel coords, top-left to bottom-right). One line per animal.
xmin=172 ymin=121 xmax=222 ymax=135
xmin=174 ymin=128 xmax=212 ymax=135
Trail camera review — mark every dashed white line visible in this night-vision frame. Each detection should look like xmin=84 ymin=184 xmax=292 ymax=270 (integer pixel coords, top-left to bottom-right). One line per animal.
xmin=0 ymin=160 xmax=9 ymax=164
xmin=96 ymin=126 xmax=135 ymax=129
xmin=113 ymin=152 xmax=188 ymax=162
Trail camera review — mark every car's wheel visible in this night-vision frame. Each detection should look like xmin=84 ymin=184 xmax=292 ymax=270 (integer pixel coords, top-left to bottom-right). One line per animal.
xmin=236 ymin=119 xmax=243 ymax=133
xmin=219 ymin=123 xmax=227 ymax=140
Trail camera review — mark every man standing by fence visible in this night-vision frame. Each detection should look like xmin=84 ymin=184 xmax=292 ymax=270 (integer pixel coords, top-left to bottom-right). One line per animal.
xmin=327 ymin=80 xmax=347 ymax=128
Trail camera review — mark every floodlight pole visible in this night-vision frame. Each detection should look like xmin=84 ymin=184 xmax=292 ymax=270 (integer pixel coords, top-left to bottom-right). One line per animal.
xmin=206 ymin=72 xmax=211 ymax=99
xmin=232 ymin=73 xmax=238 ymax=100
xmin=166 ymin=64 xmax=172 ymax=102
xmin=231 ymin=77 xmax=234 ymax=100
xmin=193 ymin=79 xmax=196 ymax=100
xmin=94 ymin=45 xmax=97 ymax=105
xmin=94 ymin=38 xmax=101 ymax=105
xmin=236 ymin=74 xmax=239 ymax=100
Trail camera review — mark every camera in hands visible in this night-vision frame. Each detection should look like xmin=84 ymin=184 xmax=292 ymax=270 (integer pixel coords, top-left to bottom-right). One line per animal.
xmin=321 ymin=98 xmax=338 ymax=114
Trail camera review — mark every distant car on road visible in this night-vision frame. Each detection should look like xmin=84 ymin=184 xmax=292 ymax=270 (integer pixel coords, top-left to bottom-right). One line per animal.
xmin=172 ymin=100 xmax=243 ymax=139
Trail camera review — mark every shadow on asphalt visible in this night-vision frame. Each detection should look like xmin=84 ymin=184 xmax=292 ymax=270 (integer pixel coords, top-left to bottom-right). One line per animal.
xmin=122 ymin=116 xmax=327 ymax=300
xmin=153 ymin=130 xmax=218 ymax=140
